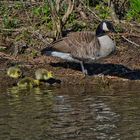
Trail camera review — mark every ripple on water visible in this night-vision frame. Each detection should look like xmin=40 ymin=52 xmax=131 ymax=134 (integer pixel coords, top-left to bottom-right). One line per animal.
xmin=0 ymin=83 xmax=139 ymax=140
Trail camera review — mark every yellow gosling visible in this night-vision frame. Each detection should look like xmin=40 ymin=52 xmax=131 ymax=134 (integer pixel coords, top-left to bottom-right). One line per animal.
xmin=35 ymin=68 xmax=53 ymax=81
xmin=7 ymin=67 xmax=22 ymax=79
xmin=17 ymin=77 xmax=40 ymax=88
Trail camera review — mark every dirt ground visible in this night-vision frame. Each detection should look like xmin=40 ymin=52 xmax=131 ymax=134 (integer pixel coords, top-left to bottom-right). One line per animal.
xmin=0 ymin=35 xmax=140 ymax=88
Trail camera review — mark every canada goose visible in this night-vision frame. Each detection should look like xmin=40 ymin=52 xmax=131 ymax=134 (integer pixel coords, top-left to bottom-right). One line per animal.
xmin=17 ymin=77 xmax=40 ymax=88
xmin=35 ymin=68 xmax=53 ymax=81
xmin=41 ymin=21 xmax=116 ymax=74
xmin=7 ymin=66 xmax=22 ymax=78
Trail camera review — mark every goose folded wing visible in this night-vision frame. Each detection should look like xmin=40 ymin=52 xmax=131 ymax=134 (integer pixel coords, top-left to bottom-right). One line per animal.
xmin=42 ymin=32 xmax=100 ymax=61
xmin=65 ymin=32 xmax=100 ymax=61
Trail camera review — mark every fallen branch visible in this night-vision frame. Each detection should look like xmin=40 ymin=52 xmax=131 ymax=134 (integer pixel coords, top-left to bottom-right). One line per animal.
xmin=114 ymin=33 xmax=140 ymax=38
xmin=79 ymin=0 xmax=101 ymax=21
xmin=0 ymin=51 xmax=44 ymax=66
xmin=121 ymin=36 xmax=140 ymax=47
xmin=109 ymin=32 xmax=140 ymax=47
xmin=33 ymin=31 xmax=51 ymax=45
xmin=109 ymin=0 xmax=120 ymax=23
xmin=62 ymin=0 xmax=75 ymax=25
xmin=47 ymin=0 xmax=62 ymax=39
xmin=76 ymin=3 xmax=88 ymax=20
xmin=0 ymin=52 xmax=17 ymax=61
xmin=56 ymin=0 xmax=61 ymax=12
xmin=120 ymin=20 xmax=140 ymax=33
xmin=0 ymin=27 xmax=32 ymax=32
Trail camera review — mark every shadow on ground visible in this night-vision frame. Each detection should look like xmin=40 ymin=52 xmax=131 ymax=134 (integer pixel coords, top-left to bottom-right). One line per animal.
xmin=50 ymin=62 xmax=140 ymax=80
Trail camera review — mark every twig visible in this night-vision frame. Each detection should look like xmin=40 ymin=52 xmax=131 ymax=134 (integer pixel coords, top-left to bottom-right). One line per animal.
xmin=0 ymin=27 xmax=31 ymax=32
xmin=120 ymin=20 xmax=140 ymax=27
xmin=21 ymin=1 xmax=33 ymax=27
xmin=33 ymin=31 xmax=51 ymax=45
xmin=109 ymin=0 xmax=119 ymax=23
xmin=120 ymin=0 xmax=128 ymax=13
xmin=0 ymin=52 xmax=17 ymax=61
xmin=0 ymin=51 xmax=43 ymax=65
xmin=79 ymin=0 xmax=101 ymax=21
xmin=116 ymin=33 xmax=140 ymax=38
xmin=121 ymin=36 xmax=140 ymax=47
xmin=47 ymin=0 xmax=62 ymax=39
xmin=56 ymin=0 xmax=61 ymax=12
xmin=62 ymin=0 xmax=75 ymax=25
xmin=109 ymin=32 xmax=140 ymax=47
xmin=120 ymin=20 xmax=140 ymax=33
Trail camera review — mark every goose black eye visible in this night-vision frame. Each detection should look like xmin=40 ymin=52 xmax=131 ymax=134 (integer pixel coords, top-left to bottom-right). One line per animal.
xmin=107 ymin=22 xmax=116 ymax=32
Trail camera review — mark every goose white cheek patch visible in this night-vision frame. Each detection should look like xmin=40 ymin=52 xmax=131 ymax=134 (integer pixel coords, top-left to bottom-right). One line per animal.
xmin=103 ymin=22 xmax=109 ymax=31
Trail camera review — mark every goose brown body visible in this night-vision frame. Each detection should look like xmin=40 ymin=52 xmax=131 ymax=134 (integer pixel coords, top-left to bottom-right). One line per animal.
xmin=41 ymin=21 xmax=116 ymax=74
xmin=49 ymin=31 xmax=100 ymax=62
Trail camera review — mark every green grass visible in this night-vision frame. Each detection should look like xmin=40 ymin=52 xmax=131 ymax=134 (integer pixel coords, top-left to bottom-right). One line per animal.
xmin=126 ymin=0 xmax=140 ymax=22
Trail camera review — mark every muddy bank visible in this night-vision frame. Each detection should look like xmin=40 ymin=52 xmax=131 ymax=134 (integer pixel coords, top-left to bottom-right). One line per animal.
xmin=0 ymin=36 xmax=140 ymax=88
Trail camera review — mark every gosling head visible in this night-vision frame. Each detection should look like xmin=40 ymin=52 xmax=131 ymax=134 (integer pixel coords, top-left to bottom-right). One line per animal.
xmin=35 ymin=69 xmax=53 ymax=81
xmin=96 ymin=21 xmax=116 ymax=37
xmin=7 ymin=67 xmax=22 ymax=79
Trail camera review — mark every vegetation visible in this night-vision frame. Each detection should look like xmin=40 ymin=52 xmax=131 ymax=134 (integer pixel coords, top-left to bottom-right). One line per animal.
xmin=126 ymin=0 xmax=140 ymax=22
xmin=0 ymin=0 xmax=139 ymax=71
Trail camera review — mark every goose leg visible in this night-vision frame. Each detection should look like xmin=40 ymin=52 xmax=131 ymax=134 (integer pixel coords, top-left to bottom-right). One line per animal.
xmin=80 ymin=61 xmax=88 ymax=75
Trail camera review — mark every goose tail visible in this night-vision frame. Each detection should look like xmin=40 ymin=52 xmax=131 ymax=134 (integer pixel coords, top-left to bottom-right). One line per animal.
xmin=41 ymin=47 xmax=52 ymax=56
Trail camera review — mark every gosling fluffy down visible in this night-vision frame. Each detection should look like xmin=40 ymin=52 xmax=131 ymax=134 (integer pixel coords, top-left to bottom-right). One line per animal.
xmin=35 ymin=69 xmax=53 ymax=81
xmin=7 ymin=67 xmax=22 ymax=79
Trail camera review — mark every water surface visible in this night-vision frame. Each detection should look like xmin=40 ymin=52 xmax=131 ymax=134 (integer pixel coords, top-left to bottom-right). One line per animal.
xmin=0 ymin=82 xmax=140 ymax=140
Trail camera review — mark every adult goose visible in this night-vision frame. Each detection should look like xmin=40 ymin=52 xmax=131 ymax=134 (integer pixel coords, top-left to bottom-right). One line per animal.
xmin=41 ymin=21 xmax=116 ymax=74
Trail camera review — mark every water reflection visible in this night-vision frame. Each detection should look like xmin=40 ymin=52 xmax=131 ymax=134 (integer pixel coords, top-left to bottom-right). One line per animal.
xmin=47 ymin=93 xmax=120 ymax=140
xmin=0 ymin=83 xmax=140 ymax=140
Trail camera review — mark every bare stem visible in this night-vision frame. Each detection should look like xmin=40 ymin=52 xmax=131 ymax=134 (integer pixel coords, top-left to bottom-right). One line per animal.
xmin=121 ymin=36 xmax=140 ymax=47
xmin=62 ymin=0 xmax=75 ymax=25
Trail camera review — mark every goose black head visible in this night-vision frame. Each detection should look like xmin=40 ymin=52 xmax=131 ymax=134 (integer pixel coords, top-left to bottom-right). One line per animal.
xmin=96 ymin=21 xmax=116 ymax=37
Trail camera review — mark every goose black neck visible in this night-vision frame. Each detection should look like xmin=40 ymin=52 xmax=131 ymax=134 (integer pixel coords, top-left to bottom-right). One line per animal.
xmin=96 ymin=24 xmax=106 ymax=37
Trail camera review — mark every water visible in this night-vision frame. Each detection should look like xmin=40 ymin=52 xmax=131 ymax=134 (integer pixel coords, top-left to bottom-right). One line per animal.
xmin=0 ymin=82 xmax=140 ymax=140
